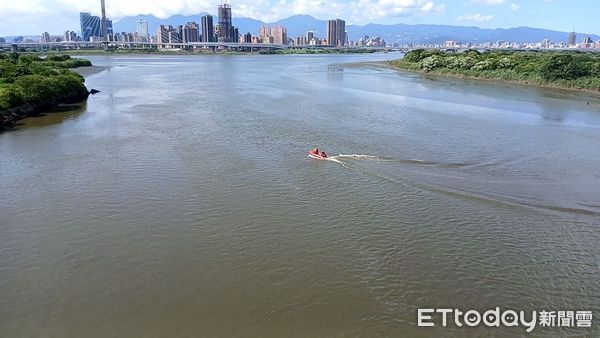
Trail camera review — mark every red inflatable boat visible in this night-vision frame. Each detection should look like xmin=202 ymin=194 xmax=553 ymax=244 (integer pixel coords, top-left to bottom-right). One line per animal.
xmin=309 ymin=149 xmax=328 ymax=160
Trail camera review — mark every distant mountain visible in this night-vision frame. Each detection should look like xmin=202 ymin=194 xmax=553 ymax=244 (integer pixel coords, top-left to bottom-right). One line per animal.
xmin=113 ymin=13 xmax=209 ymax=33
xmin=345 ymin=23 xmax=600 ymax=44
xmin=114 ymin=14 xmax=599 ymax=44
xmin=273 ymin=15 xmax=324 ymax=36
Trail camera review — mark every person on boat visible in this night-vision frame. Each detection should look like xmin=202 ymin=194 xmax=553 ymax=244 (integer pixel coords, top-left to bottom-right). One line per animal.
xmin=320 ymin=151 xmax=327 ymax=158
xmin=312 ymin=147 xmax=319 ymax=154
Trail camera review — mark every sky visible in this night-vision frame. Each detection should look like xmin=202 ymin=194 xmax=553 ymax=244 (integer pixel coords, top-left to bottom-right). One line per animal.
xmin=0 ymin=0 xmax=598 ymax=36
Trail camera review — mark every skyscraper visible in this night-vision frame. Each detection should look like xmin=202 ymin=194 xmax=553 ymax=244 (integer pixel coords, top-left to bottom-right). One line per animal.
xmin=260 ymin=26 xmax=270 ymax=41
xmin=106 ymin=19 xmax=113 ymax=39
xmin=156 ymin=25 xmax=167 ymax=44
xmin=218 ymin=3 xmax=233 ymax=42
xmin=568 ymin=31 xmax=576 ymax=46
xmin=327 ymin=20 xmax=336 ymax=46
xmin=336 ymin=19 xmax=346 ymax=46
xmin=327 ymin=19 xmax=346 ymax=46
xmin=201 ymin=15 xmax=214 ymax=42
xmin=242 ymin=32 xmax=252 ymax=43
xmin=182 ymin=22 xmax=200 ymax=43
xmin=80 ymin=12 xmax=101 ymax=42
xmin=231 ymin=27 xmax=239 ymax=43
xmin=271 ymin=26 xmax=287 ymax=45
xmin=137 ymin=20 xmax=149 ymax=40
xmin=306 ymin=30 xmax=314 ymax=43
xmin=100 ymin=0 xmax=108 ymax=41
xmin=64 ymin=30 xmax=78 ymax=42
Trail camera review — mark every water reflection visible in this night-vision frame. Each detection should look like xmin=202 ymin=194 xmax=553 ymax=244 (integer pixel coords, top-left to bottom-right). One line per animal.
xmin=16 ymin=102 xmax=87 ymax=130
xmin=327 ymin=64 xmax=344 ymax=81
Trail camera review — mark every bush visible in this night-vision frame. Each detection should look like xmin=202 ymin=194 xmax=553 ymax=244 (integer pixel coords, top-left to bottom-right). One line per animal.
xmin=420 ymin=55 xmax=444 ymax=72
xmin=390 ymin=50 xmax=600 ymax=91
xmin=540 ymin=54 xmax=590 ymax=81
xmin=472 ymin=60 xmax=495 ymax=71
xmin=47 ymin=54 xmax=72 ymax=62
xmin=0 ymin=85 xmax=24 ymax=110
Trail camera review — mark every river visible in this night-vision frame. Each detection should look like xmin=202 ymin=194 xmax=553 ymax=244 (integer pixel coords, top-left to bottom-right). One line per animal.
xmin=1 ymin=53 xmax=599 ymax=337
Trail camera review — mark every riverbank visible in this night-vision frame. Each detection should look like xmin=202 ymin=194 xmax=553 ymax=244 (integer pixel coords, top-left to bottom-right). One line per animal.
xmin=389 ymin=49 xmax=600 ymax=92
xmin=0 ymin=53 xmax=91 ymax=131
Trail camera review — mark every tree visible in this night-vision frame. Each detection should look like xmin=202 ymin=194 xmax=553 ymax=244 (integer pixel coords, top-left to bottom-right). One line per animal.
xmin=540 ymin=54 xmax=589 ymax=81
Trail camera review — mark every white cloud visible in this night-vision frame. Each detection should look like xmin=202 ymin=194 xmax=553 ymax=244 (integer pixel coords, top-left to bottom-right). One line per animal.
xmin=457 ymin=13 xmax=495 ymax=22
xmin=0 ymin=0 xmax=447 ymax=35
xmin=469 ymin=0 xmax=506 ymax=5
xmin=510 ymin=3 xmax=520 ymax=10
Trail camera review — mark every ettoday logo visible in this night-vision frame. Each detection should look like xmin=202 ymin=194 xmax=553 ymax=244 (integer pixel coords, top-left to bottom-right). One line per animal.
xmin=417 ymin=308 xmax=593 ymax=332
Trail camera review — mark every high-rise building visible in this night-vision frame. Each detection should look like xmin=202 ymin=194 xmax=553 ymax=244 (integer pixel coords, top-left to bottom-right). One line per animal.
xmin=201 ymin=15 xmax=214 ymax=42
xmin=327 ymin=19 xmax=346 ymax=46
xmin=80 ymin=12 xmax=101 ymax=42
xmin=271 ymin=26 xmax=287 ymax=45
xmin=306 ymin=30 xmax=314 ymax=43
xmin=260 ymin=26 xmax=270 ymax=41
xmin=157 ymin=25 xmax=181 ymax=44
xmin=0 ymin=37 xmax=6 ymax=44
xmin=218 ymin=3 xmax=233 ymax=42
xmin=64 ymin=30 xmax=78 ymax=41
xmin=337 ymin=19 xmax=346 ymax=46
xmin=137 ymin=20 xmax=149 ymax=40
xmin=169 ymin=29 xmax=181 ymax=43
xmin=327 ymin=20 xmax=336 ymax=46
xmin=106 ymin=19 xmax=113 ymax=40
xmin=156 ymin=25 xmax=168 ymax=44
xmin=242 ymin=32 xmax=252 ymax=43
xmin=230 ymin=27 xmax=239 ymax=43
xmin=568 ymin=31 xmax=576 ymax=46
xmin=182 ymin=22 xmax=200 ymax=43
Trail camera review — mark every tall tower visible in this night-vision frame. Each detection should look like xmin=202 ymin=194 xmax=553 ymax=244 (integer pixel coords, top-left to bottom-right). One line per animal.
xmin=137 ymin=20 xmax=149 ymax=40
xmin=327 ymin=19 xmax=345 ymax=46
xmin=568 ymin=31 xmax=576 ymax=46
xmin=201 ymin=15 xmax=214 ymax=42
xmin=218 ymin=2 xmax=232 ymax=42
xmin=100 ymin=0 xmax=108 ymax=41
xmin=327 ymin=20 xmax=336 ymax=46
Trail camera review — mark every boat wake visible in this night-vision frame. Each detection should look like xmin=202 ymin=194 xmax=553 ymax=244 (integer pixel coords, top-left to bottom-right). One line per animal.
xmin=333 ymin=154 xmax=381 ymax=160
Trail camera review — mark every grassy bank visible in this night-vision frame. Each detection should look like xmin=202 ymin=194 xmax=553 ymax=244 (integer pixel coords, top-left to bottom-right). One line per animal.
xmin=390 ymin=49 xmax=600 ymax=91
xmin=0 ymin=53 xmax=91 ymax=131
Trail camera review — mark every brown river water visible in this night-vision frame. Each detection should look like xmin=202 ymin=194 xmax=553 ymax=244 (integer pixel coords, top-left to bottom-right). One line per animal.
xmin=1 ymin=54 xmax=599 ymax=337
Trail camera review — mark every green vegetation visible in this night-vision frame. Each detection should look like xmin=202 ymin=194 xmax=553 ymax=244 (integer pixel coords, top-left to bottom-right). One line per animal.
xmin=0 ymin=53 xmax=90 ymax=130
xmin=390 ymin=50 xmax=600 ymax=91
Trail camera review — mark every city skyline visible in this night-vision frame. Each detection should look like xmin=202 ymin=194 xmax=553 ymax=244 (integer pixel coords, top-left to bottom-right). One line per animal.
xmin=1 ymin=0 xmax=599 ymax=37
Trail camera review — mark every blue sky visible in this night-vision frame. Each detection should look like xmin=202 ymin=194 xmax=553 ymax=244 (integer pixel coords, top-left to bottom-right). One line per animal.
xmin=0 ymin=0 xmax=597 ymax=36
